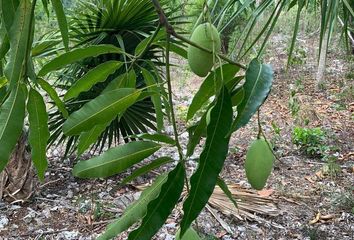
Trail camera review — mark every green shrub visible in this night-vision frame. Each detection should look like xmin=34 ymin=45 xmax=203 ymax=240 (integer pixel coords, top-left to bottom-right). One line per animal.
xmin=292 ymin=127 xmax=329 ymax=157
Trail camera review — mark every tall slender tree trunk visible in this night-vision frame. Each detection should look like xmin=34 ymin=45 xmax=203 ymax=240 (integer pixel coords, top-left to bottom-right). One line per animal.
xmin=316 ymin=32 xmax=329 ymax=90
xmin=0 ymin=132 xmax=34 ymax=203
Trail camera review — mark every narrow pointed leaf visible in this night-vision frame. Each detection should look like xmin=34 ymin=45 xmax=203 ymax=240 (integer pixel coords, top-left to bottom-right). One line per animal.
xmin=4 ymin=0 xmax=32 ymax=89
xmin=0 ymin=83 xmax=27 ymax=172
xmin=141 ymin=68 xmax=163 ymax=131
xmin=186 ymin=112 xmax=207 ymax=157
xmin=38 ymin=45 xmax=122 ymax=76
xmin=128 ymin=162 xmax=185 ymax=240
xmin=287 ymin=0 xmax=305 ymax=67
xmin=187 ymin=64 xmax=239 ymax=121
xmin=64 ymin=61 xmax=123 ymax=101
xmin=121 ymin=157 xmax=173 ymax=185
xmin=0 ymin=35 xmax=10 ymax=60
xmin=98 ymin=174 xmax=168 ymax=240
xmin=1 ymin=0 xmax=20 ymax=33
xmin=343 ymin=0 xmax=354 ymax=17
xmin=63 ymin=88 xmax=140 ymax=136
xmin=231 ymin=87 xmax=244 ymax=106
xmin=27 ymin=88 xmax=49 ymax=181
xmin=216 ymin=177 xmax=237 ymax=209
xmin=230 ymin=59 xmax=273 ymax=132
xmin=72 ymin=141 xmax=160 ymax=178
xmin=77 ymin=123 xmax=109 ymax=155
xmin=181 ymin=87 xmax=233 ymax=236
xmin=51 ymin=0 xmax=69 ymax=51
xmin=38 ymin=78 xmax=68 ymax=118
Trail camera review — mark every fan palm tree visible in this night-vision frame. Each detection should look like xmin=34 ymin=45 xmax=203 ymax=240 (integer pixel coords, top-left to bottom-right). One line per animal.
xmin=47 ymin=0 xmax=181 ymax=156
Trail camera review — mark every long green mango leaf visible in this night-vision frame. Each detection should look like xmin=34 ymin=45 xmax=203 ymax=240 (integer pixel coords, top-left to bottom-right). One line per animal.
xmin=51 ymin=0 xmax=69 ymax=51
xmin=216 ymin=177 xmax=238 ymax=209
xmin=128 ymin=162 xmax=185 ymax=240
xmin=38 ymin=45 xmax=122 ymax=76
xmin=181 ymin=87 xmax=233 ymax=237
xmin=77 ymin=123 xmax=110 ymax=155
xmin=37 ymin=78 xmax=68 ymax=118
xmin=27 ymin=88 xmax=49 ymax=181
xmin=63 ymin=88 xmax=140 ymax=136
xmin=187 ymin=64 xmax=239 ymax=121
xmin=0 ymin=88 xmax=7 ymax=105
xmin=98 ymin=174 xmax=168 ymax=240
xmin=64 ymin=61 xmax=123 ymax=101
xmin=186 ymin=110 xmax=207 ymax=157
xmin=72 ymin=141 xmax=160 ymax=178
xmin=230 ymin=59 xmax=273 ymax=132
xmin=1 ymin=0 xmax=19 ymax=33
xmin=31 ymin=39 xmax=61 ymax=57
xmin=0 ymin=35 xmax=10 ymax=60
xmin=120 ymin=157 xmax=173 ymax=186
xmin=0 ymin=83 xmax=27 ymax=172
xmin=231 ymin=87 xmax=245 ymax=107
xmin=4 ymin=0 xmax=32 ymax=89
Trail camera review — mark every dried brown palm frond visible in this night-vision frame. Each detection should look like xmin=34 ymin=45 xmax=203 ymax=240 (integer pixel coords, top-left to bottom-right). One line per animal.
xmin=135 ymin=181 xmax=282 ymax=228
xmin=208 ymin=184 xmax=284 ymax=229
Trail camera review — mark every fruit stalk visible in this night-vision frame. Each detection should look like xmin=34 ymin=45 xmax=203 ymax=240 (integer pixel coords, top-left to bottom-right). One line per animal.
xmin=151 ymin=0 xmax=247 ymax=70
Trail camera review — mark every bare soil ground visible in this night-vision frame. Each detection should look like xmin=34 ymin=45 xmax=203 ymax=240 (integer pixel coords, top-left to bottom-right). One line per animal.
xmin=0 ymin=36 xmax=353 ymax=239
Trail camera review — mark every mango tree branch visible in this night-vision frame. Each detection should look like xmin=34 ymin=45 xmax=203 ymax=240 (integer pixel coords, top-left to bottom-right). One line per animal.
xmin=151 ymin=0 xmax=247 ymax=70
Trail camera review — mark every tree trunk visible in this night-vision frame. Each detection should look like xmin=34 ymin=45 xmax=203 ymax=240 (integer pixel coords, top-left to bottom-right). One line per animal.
xmin=0 ymin=132 xmax=34 ymax=203
xmin=316 ymin=32 xmax=329 ymax=90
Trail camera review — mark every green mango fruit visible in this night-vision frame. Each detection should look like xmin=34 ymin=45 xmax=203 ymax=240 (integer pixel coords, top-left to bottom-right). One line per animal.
xmin=188 ymin=23 xmax=221 ymax=77
xmin=245 ymin=138 xmax=274 ymax=190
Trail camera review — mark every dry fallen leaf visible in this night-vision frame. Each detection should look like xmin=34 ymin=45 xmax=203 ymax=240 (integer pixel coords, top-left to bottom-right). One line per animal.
xmin=216 ymin=230 xmax=227 ymax=238
xmin=309 ymin=212 xmax=321 ymax=224
xmin=315 ymin=170 xmax=325 ymax=179
xmin=320 ymin=214 xmax=335 ymax=220
xmin=304 ymin=176 xmax=315 ymax=183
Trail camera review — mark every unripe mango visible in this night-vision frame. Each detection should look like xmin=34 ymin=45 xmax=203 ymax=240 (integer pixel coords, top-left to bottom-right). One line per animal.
xmin=188 ymin=23 xmax=221 ymax=77
xmin=245 ymin=138 xmax=274 ymax=190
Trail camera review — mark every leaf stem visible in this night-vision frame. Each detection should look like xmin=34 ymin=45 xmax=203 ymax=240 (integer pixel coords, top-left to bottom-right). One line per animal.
xmin=165 ymin=33 xmax=189 ymax=192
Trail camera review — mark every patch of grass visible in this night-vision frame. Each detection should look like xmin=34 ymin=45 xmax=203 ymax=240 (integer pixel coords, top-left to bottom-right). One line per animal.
xmin=332 ymin=188 xmax=354 ymax=214
xmin=321 ymin=155 xmax=341 ymax=178
xmin=288 ymin=45 xmax=307 ymax=66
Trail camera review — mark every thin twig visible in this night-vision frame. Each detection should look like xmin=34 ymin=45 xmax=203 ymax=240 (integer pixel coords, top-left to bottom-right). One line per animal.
xmin=39 ymin=179 xmax=61 ymax=189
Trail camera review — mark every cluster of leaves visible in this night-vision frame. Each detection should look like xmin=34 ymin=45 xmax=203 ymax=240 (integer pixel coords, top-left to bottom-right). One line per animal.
xmin=211 ymin=0 xmax=354 ymax=64
xmin=292 ymin=127 xmax=329 ymax=157
xmin=0 ymin=0 xmax=70 ymax=180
